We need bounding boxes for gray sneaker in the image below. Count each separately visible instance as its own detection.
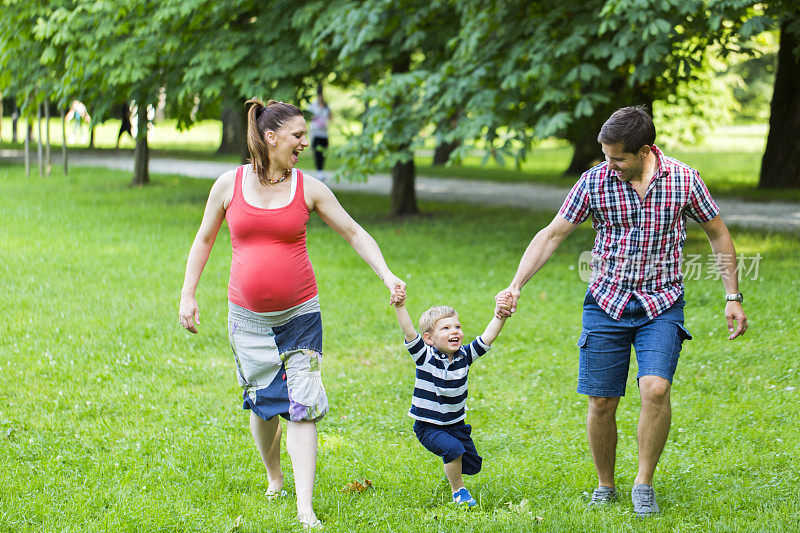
[588,486,620,507]
[631,483,660,517]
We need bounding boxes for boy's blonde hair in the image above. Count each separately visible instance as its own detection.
[419,306,458,334]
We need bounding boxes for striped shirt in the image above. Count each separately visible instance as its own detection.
[559,145,719,320]
[405,334,490,425]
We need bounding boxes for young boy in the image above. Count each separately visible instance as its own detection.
[393,290,509,507]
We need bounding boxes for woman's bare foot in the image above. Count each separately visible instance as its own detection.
[265,473,285,500]
[297,511,322,529]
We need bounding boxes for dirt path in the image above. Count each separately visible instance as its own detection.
[5,150,799,233]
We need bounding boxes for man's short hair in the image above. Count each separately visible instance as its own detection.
[419,306,458,335]
[597,106,656,154]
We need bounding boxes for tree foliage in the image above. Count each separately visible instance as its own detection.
[309,0,460,214]
[3,0,800,195]
[416,0,769,173]
[0,0,65,115]
[29,0,185,184]
[2,0,324,184]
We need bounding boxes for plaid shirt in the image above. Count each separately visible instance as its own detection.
[559,145,719,320]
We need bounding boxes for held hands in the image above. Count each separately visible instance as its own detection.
[179,296,201,334]
[385,274,407,306]
[391,286,407,307]
[495,286,520,318]
[495,292,513,319]
[725,301,747,340]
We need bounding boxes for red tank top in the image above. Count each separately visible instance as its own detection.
[226,166,318,312]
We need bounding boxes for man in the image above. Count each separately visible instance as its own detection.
[495,106,747,517]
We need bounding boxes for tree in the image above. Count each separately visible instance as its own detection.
[698,0,800,189]
[431,112,462,166]
[172,0,323,162]
[217,102,248,159]
[32,0,319,185]
[310,0,459,215]
[426,1,757,176]
[0,0,65,171]
[759,7,800,188]
[34,1,180,184]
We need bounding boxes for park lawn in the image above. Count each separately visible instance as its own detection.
[5,117,800,203]
[0,164,799,532]
[415,123,800,202]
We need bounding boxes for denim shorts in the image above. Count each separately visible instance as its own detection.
[577,291,692,397]
[413,420,482,475]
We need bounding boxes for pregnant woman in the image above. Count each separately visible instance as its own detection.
[179,98,405,528]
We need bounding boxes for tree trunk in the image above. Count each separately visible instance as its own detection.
[432,139,461,166]
[564,125,604,175]
[217,104,237,153]
[37,103,43,177]
[132,108,149,186]
[390,157,418,216]
[61,109,68,176]
[432,114,462,166]
[238,103,249,163]
[564,79,654,176]
[0,92,3,141]
[388,54,418,216]
[759,16,800,189]
[361,68,372,132]
[89,125,95,149]
[44,99,51,177]
[218,99,249,162]
[24,116,30,176]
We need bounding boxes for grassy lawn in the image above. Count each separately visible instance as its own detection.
[1,163,798,531]
[3,117,799,203]
[414,124,800,202]
[0,117,241,163]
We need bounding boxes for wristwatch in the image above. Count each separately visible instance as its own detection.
[725,292,744,303]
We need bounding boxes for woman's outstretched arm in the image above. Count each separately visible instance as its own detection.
[306,176,406,303]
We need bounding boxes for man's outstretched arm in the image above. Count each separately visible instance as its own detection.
[496,214,580,317]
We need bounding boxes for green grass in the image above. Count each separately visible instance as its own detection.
[0,116,240,163]
[1,163,798,531]
[4,117,799,202]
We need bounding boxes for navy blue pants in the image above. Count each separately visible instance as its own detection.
[413,420,482,475]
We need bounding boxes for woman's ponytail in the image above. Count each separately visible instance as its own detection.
[246,97,270,184]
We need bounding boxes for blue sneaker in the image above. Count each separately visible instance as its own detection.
[631,483,660,517]
[588,485,620,508]
[452,487,477,507]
